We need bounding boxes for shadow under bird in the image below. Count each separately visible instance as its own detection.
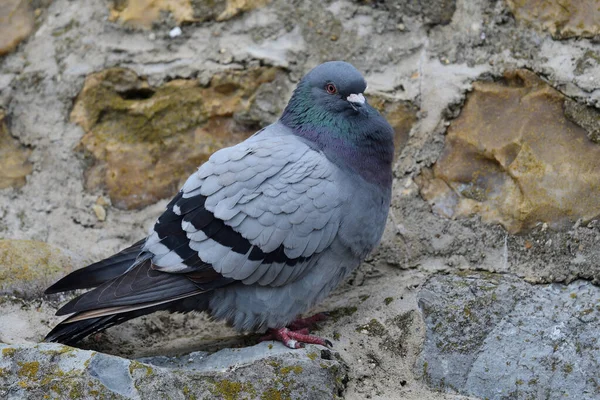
[44,61,395,349]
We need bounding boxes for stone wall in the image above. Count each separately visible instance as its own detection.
[1,0,599,399]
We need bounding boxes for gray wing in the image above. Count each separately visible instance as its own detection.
[46,124,347,336]
[144,124,346,287]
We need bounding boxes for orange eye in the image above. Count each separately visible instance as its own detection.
[325,83,337,94]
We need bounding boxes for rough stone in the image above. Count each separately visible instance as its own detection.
[370,96,418,162]
[0,240,80,299]
[0,0,35,56]
[507,0,600,39]
[92,203,106,222]
[213,0,271,22]
[2,0,600,398]
[109,0,270,29]
[564,98,600,144]
[73,67,280,210]
[0,110,32,190]
[0,342,348,400]
[416,70,600,234]
[417,272,600,400]
[0,296,63,345]
[109,0,194,29]
[362,0,457,26]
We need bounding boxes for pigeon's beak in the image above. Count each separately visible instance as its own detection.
[347,93,365,110]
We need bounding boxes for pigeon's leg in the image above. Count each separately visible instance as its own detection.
[288,312,329,331]
[260,327,332,349]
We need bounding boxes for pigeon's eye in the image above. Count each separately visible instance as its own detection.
[325,83,337,95]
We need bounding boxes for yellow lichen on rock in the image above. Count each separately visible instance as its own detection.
[72,67,280,209]
[109,0,195,28]
[416,69,600,233]
[0,0,35,56]
[108,0,270,29]
[216,0,271,21]
[507,0,600,38]
[0,110,33,190]
[0,240,78,298]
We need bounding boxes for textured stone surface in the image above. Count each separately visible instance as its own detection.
[2,0,600,398]
[0,0,35,56]
[507,0,600,39]
[417,70,600,233]
[0,342,348,400]
[109,0,270,29]
[0,296,62,344]
[564,98,600,144]
[0,110,32,190]
[417,272,600,399]
[0,240,80,299]
[73,67,280,209]
[109,0,194,28]
[370,96,418,162]
[362,0,457,25]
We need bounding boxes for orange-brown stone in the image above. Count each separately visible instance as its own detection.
[370,96,418,162]
[0,0,34,56]
[416,69,600,233]
[109,0,270,29]
[72,67,280,209]
[0,110,33,190]
[507,0,600,39]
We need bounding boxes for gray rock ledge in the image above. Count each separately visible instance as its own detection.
[0,341,347,399]
[417,272,600,400]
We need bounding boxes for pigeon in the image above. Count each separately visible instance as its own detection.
[44,61,395,349]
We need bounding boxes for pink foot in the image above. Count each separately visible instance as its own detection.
[260,327,333,349]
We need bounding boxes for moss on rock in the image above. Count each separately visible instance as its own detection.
[0,240,78,298]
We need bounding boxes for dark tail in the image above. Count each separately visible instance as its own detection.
[43,255,218,344]
[44,292,210,344]
[43,240,232,345]
[44,307,160,345]
[45,239,146,294]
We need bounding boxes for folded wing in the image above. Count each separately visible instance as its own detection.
[46,125,346,339]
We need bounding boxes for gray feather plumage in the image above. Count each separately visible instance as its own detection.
[145,121,390,331]
[45,61,394,342]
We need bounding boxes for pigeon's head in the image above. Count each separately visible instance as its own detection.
[300,61,368,113]
[280,61,394,187]
[282,62,369,125]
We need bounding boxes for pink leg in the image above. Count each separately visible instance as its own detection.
[288,312,329,331]
[261,327,309,341]
[260,327,333,349]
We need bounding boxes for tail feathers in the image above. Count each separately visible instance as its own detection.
[44,304,166,345]
[55,259,204,316]
[45,239,146,294]
[45,315,122,345]
[44,294,210,344]
[43,242,232,344]
[64,291,203,322]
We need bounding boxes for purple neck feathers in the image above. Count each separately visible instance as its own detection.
[285,124,394,188]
